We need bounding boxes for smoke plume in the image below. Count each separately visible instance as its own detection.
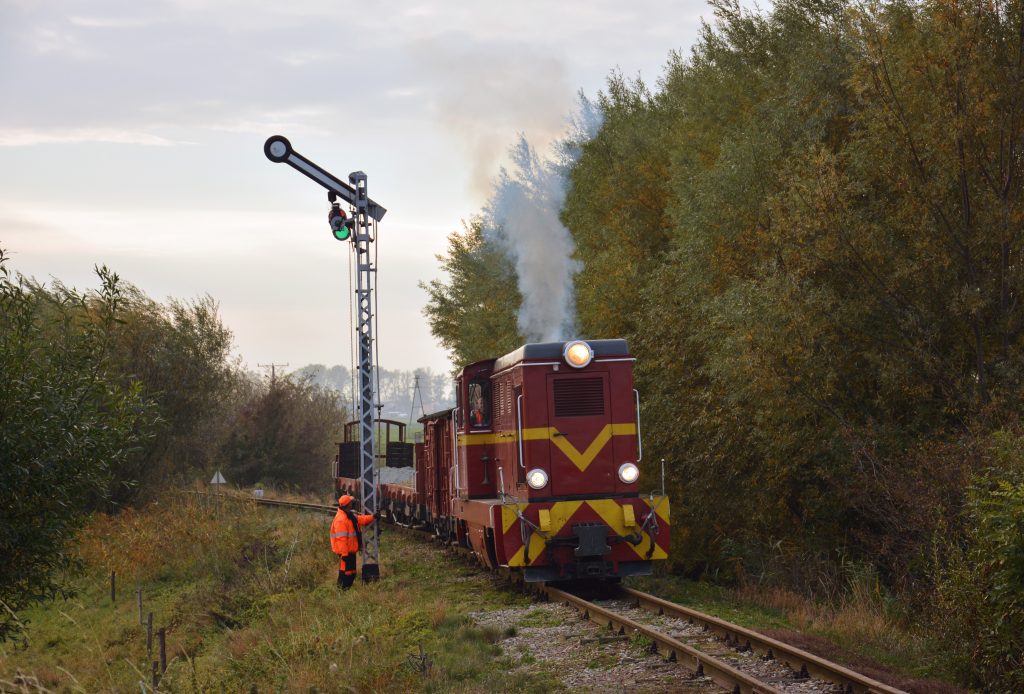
[413,38,573,199]
[484,95,603,343]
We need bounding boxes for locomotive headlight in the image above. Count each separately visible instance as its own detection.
[526,468,549,490]
[563,340,593,368]
[618,462,640,484]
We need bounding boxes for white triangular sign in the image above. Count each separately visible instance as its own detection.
[210,471,227,484]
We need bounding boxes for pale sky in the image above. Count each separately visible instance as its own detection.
[1,0,709,376]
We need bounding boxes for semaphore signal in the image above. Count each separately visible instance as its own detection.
[263,135,384,582]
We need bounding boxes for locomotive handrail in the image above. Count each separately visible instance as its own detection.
[451,413,460,498]
[516,394,525,469]
[633,389,643,462]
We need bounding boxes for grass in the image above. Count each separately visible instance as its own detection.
[514,608,563,629]
[0,493,560,693]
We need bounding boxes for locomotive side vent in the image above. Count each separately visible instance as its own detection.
[553,378,605,417]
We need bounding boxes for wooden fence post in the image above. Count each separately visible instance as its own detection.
[159,628,166,673]
[110,571,115,603]
[147,612,153,655]
[137,588,143,625]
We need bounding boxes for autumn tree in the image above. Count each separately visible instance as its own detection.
[847,0,1024,414]
[563,71,674,341]
[421,218,522,368]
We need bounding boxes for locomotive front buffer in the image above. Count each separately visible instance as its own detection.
[492,493,670,583]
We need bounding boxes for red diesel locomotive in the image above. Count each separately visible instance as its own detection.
[336,339,670,582]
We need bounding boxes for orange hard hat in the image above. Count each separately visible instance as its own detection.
[338,494,353,507]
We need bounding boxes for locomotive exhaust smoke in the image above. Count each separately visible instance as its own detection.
[484,96,603,343]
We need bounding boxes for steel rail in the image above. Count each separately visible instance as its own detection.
[545,586,786,694]
[254,498,334,514]
[621,588,907,694]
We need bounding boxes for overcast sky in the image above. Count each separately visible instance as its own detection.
[1,0,709,377]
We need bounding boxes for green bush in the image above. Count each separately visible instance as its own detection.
[0,249,154,642]
[932,435,1024,691]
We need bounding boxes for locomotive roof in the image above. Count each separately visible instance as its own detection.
[493,339,629,372]
[417,406,455,424]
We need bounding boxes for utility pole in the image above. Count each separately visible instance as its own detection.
[408,374,426,425]
[258,362,289,383]
[264,135,386,582]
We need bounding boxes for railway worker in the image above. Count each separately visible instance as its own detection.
[468,382,488,427]
[331,494,377,590]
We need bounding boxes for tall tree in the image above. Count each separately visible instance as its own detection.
[421,218,522,367]
[105,289,235,500]
[847,0,1024,413]
[0,252,153,641]
[562,71,674,341]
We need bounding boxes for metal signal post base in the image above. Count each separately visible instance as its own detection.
[361,563,380,583]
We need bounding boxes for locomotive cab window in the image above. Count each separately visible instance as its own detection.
[467,379,491,429]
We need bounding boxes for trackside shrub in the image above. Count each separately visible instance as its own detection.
[932,444,1024,691]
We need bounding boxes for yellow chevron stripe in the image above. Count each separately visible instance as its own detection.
[647,495,670,525]
[501,503,526,535]
[463,423,636,472]
[501,497,668,534]
[504,497,669,565]
[504,500,583,566]
[551,423,636,471]
[586,498,669,561]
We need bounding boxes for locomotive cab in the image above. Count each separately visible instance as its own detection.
[454,359,494,497]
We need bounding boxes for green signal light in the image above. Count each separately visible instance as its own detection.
[329,203,353,241]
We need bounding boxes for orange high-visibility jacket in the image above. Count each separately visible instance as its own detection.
[330,508,374,556]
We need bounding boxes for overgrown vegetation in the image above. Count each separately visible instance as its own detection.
[0,238,455,642]
[423,0,1024,686]
[930,433,1024,690]
[0,251,154,642]
[102,287,235,504]
[0,496,555,692]
[0,249,347,641]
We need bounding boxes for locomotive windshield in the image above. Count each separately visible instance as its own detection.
[467,379,491,428]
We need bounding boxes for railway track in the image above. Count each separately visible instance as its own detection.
[544,586,906,694]
[252,496,335,514]
[252,495,906,694]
